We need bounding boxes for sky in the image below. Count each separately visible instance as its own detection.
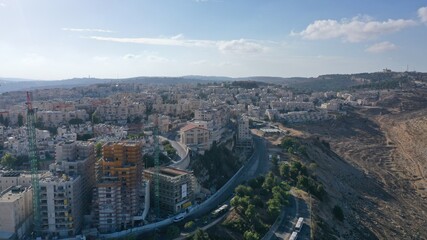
[0,0,427,80]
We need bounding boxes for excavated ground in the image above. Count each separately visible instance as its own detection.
[290,89,427,239]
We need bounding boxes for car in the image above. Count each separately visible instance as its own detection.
[173,213,186,222]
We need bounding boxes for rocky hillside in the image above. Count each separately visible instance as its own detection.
[288,89,427,239]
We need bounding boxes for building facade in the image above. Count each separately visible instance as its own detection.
[143,167,194,214]
[94,142,144,233]
[39,172,83,238]
[0,186,33,240]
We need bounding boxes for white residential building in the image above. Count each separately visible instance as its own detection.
[0,186,33,240]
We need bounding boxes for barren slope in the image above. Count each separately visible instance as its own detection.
[290,89,427,239]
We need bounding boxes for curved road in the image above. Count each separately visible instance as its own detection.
[100,136,270,239]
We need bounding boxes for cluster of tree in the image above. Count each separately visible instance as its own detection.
[281,137,307,157]
[127,132,145,140]
[77,133,93,141]
[162,141,177,158]
[165,225,210,240]
[261,172,291,218]
[143,153,170,168]
[190,143,240,190]
[0,153,28,169]
[332,205,344,221]
[279,161,326,200]
[127,116,142,124]
[0,115,10,127]
[231,81,260,89]
[68,118,84,125]
[34,117,58,135]
[225,173,291,239]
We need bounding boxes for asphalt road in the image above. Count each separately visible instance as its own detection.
[271,195,311,240]
[189,136,270,219]
[119,136,270,239]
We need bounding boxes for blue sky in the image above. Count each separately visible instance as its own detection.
[0,0,426,80]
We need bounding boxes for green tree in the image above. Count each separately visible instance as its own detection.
[279,163,290,179]
[262,172,275,192]
[243,231,260,240]
[166,225,180,239]
[296,175,309,190]
[91,113,100,124]
[244,204,256,220]
[3,117,10,127]
[95,142,103,158]
[333,205,344,221]
[192,229,210,240]
[1,153,17,168]
[184,221,196,230]
[235,185,253,197]
[69,118,84,125]
[231,196,250,213]
[267,198,281,218]
[17,114,24,127]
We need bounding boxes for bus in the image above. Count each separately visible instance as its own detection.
[289,231,298,240]
[211,204,229,218]
[295,217,304,232]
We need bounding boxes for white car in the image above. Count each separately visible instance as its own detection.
[173,213,186,222]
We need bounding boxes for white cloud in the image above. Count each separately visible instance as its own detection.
[0,2,6,7]
[123,54,141,60]
[418,7,427,23]
[89,35,267,54]
[365,41,397,53]
[218,39,266,54]
[171,34,185,40]
[62,28,113,33]
[295,16,416,42]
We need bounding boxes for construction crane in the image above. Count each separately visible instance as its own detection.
[153,114,160,219]
[26,92,41,236]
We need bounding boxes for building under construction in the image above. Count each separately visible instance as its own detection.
[93,141,144,233]
[143,167,195,214]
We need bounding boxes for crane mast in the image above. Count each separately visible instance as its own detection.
[153,114,160,219]
[26,92,41,236]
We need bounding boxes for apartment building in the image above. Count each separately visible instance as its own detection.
[237,115,252,147]
[143,167,194,214]
[37,110,89,127]
[0,185,33,240]
[270,101,315,112]
[179,124,211,151]
[94,142,144,233]
[0,172,32,192]
[39,172,83,238]
[53,141,95,213]
[94,102,145,124]
[279,110,331,123]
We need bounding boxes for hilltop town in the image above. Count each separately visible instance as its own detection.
[0,70,427,240]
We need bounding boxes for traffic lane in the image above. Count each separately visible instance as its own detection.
[190,138,265,219]
[274,197,310,240]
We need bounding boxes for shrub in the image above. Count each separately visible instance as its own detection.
[332,205,344,221]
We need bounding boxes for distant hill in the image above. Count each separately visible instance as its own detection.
[1,71,426,93]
